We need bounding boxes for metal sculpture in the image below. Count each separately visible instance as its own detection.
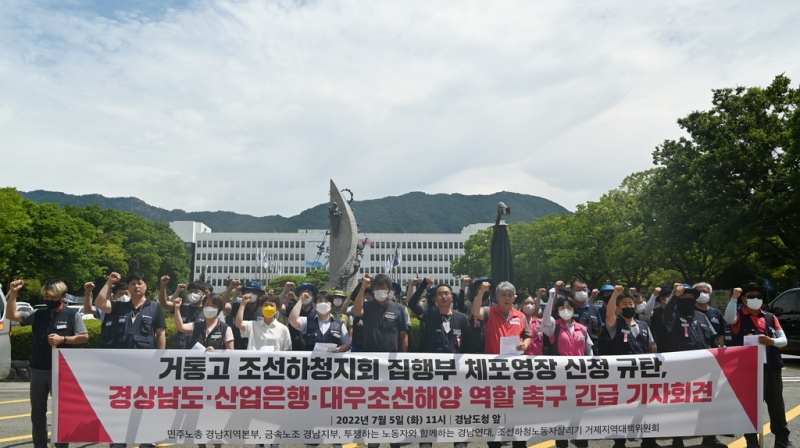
[323,180,361,292]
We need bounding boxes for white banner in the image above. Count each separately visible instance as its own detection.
[52,347,763,445]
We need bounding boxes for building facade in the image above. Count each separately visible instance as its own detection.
[169,221,493,292]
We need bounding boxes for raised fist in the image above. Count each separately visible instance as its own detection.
[732,288,742,299]
[362,274,372,285]
[461,277,471,288]
[410,278,420,287]
[590,289,599,298]
[629,287,637,293]
[674,285,686,297]
[242,293,252,304]
[653,287,662,296]
[555,280,565,289]
[173,297,183,307]
[479,281,491,292]
[614,285,624,293]
[176,283,186,292]
[423,277,434,288]
[160,275,170,286]
[284,281,296,290]
[10,279,24,292]
[84,282,95,293]
[108,272,121,285]
[228,279,241,290]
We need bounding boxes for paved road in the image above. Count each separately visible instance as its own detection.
[3,358,800,448]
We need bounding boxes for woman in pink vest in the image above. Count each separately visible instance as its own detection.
[541,281,593,448]
[519,294,543,355]
[541,280,594,357]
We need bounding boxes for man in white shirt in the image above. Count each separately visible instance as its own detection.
[236,294,292,351]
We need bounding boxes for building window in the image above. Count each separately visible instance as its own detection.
[402,242,406,249]
[196,266,200,273]
[213,241,218,247]
[459,242,464,249]
[412,242,416,249]
[213,254,218,260]
[223,254,228,261]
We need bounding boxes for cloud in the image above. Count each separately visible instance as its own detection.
[1,0,799,216]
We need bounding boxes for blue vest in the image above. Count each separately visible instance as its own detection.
[303,310,344,351]
[421,309,469,354]
[30,306,78,371]
[190,320,229,350]
[175,304,204,349]
[663,310,716,352]
[607,316,651,355]
[113,301,160,349]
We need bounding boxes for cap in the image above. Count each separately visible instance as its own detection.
[295,282,319,297]
[469,277,497,297]
[242,281,266,296]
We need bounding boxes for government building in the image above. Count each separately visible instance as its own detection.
[169,221,493,292]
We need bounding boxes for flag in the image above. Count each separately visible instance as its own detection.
[65,293,77,304]
[394,249,402,267]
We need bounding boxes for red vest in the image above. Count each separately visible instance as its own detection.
[484,306,527,354]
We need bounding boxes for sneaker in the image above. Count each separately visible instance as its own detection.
[672,438,684,448]
[702,437,728,448]
[641,440,660,448]
[613,443,627,448]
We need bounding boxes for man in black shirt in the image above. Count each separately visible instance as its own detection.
[353,273,408,353]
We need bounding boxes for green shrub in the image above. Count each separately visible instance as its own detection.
[11,312,180,360]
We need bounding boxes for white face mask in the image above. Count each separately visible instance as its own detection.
[117,295,131,303]
[188,293,203,304]
[574,291,588,302]
[203,307,219,318]
[316,302,332,315]
[636,303,646,314]
[559,309,574,321]
[333,298,343,307]
[302,293,313,306]
[374,290,389,302]
[522,304,535,316]
[746,298,763,310]
[696,293,710,304]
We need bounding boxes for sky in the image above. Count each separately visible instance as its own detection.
[1,1,799,217]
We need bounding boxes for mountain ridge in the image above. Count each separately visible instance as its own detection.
[19,189,570,233]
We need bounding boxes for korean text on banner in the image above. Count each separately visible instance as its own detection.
[52,346,763,445]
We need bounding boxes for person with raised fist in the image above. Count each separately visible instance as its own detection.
[726,283,793,448]
[5,279,88,448]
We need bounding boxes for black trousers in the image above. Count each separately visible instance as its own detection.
[489,442,527,448]
[745,367,790,442]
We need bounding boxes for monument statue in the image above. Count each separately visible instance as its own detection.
[323,180,361,292]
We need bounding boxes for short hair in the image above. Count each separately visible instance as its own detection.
[205,283,214,293]
[658,283,673,299]
[495,281,516,296]
[435,284,453,294]
[316,291,332,304]
[111,282,128,295]
[41,279,68,297]
[617,292,635,305]
[126,271,146,283]
[188,281,206,292]
[693,282,713,295]
[371,274,393,290]
[571,280,587,290]
[262,294,279,307]
[203,293,225,312]
[554,296,578,315]
[631,291,644,301]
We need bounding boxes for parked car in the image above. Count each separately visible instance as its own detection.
[0,287,12,380]
[16,301,33,313]
[765,288,800,354]
[67,304,96,321]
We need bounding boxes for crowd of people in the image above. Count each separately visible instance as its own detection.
[2,271,793,448]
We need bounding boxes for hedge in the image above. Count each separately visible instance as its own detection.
[11,308,422,360]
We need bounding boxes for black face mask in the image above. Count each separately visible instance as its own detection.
[45,300,63,310]
[600,295,612,304]
[676,299,695,317]
[621,307,637,319]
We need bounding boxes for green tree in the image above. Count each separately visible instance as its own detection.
[643,74,800,288]
[267,275,306,292]
[450,228,492,278]
[0,188,31,288]
[304,269,330,289]
[9,200,103,292]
